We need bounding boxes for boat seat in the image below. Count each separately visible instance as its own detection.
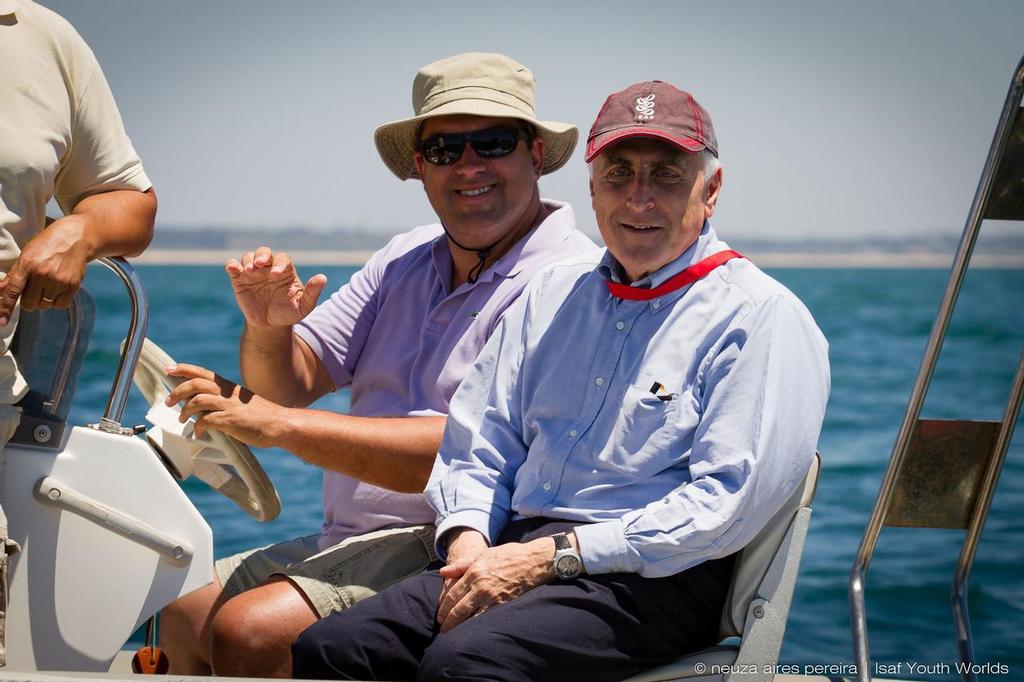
[623,452,820,682]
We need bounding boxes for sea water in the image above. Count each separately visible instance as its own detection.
[70,263,1023,678]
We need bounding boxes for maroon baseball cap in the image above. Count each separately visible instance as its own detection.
[585,81,718,162]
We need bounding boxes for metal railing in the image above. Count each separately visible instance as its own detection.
[849,53,1024,682]
[94,256,149,430]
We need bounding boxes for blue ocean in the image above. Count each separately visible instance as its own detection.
[71,263,1023,678]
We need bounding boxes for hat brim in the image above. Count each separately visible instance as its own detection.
[375,99,578,180]
[584,127,707,162]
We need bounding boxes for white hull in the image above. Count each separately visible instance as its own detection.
[3,426,213,673]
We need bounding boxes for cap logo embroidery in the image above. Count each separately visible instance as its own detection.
[634,94,656,122]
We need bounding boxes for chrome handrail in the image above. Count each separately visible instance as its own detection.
[94,256,149,430]
[42,292,84,417]
[849,53,1024,682]
[953,348,1024,673]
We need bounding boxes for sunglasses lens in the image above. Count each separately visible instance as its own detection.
[419,128,523,166]
[421,135,465,166]
[467,128,520,158]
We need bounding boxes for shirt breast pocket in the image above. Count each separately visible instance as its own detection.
[602,384,681,476]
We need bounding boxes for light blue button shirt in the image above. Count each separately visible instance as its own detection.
[294,200,596,549]
[427,223,830,578]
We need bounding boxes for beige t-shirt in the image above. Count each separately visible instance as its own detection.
[0,0,152,402]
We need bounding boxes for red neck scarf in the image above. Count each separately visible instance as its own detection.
[605,250,744,301]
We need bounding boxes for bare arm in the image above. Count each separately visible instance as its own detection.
[226,247,329,406]
[274,410,446,492]
[239,324,332,407]
[167,364,445,492]
[60,187,157,258]
[0,187,157,324]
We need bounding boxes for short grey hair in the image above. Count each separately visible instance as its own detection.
[586,140,721,178]
[700,149,720,178]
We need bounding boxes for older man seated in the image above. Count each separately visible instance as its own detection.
[291,80,831,682]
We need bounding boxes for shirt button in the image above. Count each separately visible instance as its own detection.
[615,321,625,330]
[569,429,578,438]
[595,377,605,386]
[652,300,661,310]
[543,481,552,491]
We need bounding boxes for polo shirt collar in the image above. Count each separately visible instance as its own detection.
[430,235,455,294]
[0,0,22,15]
[432,199,578,290]
[496,199,576,279]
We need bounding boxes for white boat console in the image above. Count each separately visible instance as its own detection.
[2,257,279,674]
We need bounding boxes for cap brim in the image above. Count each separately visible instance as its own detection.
[584,127,706,162]
[375,100,578,181]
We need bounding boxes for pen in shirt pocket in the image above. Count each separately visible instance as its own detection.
[649,382,677,402]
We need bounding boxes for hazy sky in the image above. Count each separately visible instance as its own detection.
[44,0,1024,240]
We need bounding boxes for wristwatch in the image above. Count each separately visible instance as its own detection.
[552,532,583,579]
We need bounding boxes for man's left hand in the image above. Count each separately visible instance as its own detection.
[164,363,287,448]
[435,537,556,632]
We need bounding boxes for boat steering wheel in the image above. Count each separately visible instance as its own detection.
[131,338,281,522]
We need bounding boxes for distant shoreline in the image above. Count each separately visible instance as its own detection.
[132,249,1024,269]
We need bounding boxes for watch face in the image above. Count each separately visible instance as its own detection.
[556,554,582,578]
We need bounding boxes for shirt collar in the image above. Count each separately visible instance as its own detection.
[489,199,577,280]
[430,234,454,294]
[432,199,578,292]
[0,0,22,15]
[598,220,720,287]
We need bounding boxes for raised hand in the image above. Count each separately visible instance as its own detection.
[225,247,327,328]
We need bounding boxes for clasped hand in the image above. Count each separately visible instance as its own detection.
[435,530,555,633]
[164,364,286,448]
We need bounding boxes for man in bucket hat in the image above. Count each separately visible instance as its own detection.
[291,81,829,682]
[159,52,594,677]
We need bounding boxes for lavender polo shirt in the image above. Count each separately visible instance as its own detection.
[294,200,596,549]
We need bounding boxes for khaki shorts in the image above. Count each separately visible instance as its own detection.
[215,524,437,617]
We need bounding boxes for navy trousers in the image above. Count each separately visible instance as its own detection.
[292,519,735,682]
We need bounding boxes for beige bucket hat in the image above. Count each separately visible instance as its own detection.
[374,52,578,181]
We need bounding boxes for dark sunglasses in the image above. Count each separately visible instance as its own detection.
[418,127,528,166]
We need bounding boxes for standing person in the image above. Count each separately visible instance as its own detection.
[0,0,156,664]
[291,80,831,682]
[160,52,596,677]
